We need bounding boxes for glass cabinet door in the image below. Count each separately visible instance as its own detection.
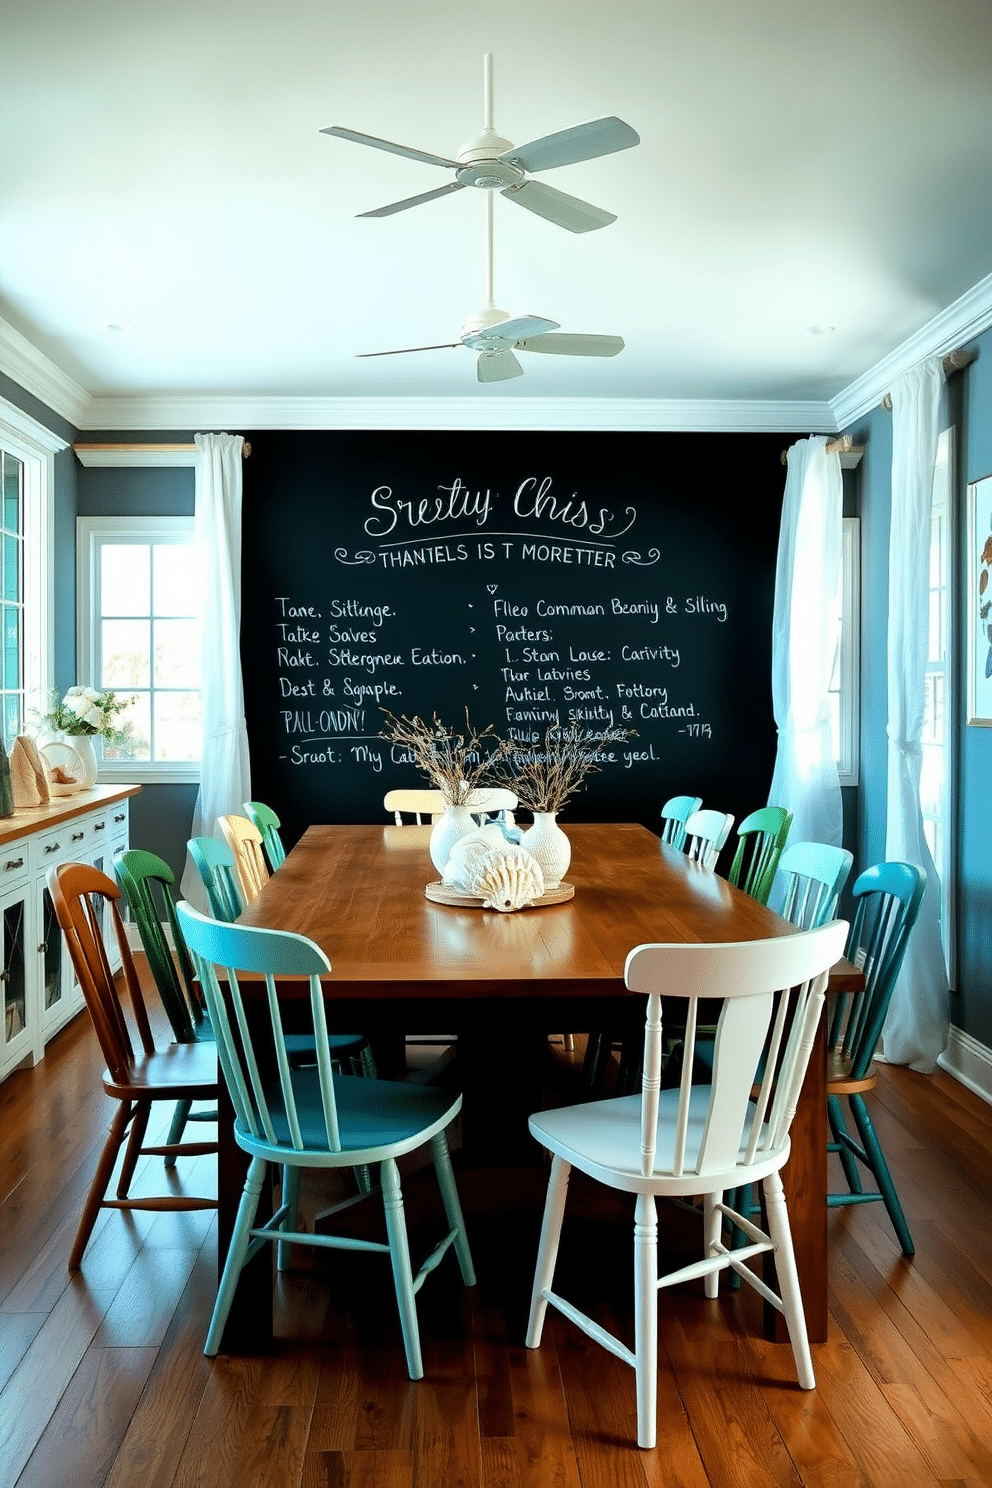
[1,890,29,1065]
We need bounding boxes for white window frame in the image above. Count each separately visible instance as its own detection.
[834,516,860,787]
[0,398,60,742]
[76,515,201,785]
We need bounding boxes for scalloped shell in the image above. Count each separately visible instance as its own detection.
[468,846,545,912]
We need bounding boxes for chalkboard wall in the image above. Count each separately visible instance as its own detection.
[241,431,791,850]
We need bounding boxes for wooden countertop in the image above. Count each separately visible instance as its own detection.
[0,783,141,847]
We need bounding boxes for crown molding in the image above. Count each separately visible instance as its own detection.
[0,315,91,428]
[830,272,992,430]
[76,393,836,434]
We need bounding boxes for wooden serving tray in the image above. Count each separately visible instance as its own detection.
[425,881,575,908]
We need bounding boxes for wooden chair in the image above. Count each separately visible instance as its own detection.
[47,861,218,1270]
[115,848,217,1159]
[175,901,476,1373]
[186,834,374,1077]
[683,808,735,870]
[776,840,854,928]
[187,836,244,923]
[218,814,270,905]
[827,861,926,1255]
[727,805,793,906]
[243,799,286,871]
[525,919,848,1449]
[659,794,702,850]
[383,788,446,825]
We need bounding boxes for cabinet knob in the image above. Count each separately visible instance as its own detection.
[3,857,24,871]
[44,843,61,854]
[72,831,85,842]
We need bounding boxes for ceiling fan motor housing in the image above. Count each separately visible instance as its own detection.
[455,130,523,189]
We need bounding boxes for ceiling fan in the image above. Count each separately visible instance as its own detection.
[322,53,639,234]
[357,194,625,383]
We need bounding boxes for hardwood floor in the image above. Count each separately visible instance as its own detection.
[2,971,991,1488]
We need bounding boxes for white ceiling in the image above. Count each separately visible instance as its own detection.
[2,0,991,428]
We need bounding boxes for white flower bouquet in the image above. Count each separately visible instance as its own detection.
[36,686,134,744]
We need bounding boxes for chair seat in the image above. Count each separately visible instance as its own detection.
[103,1041,218,1101]
[826,1052,878,1096]
[235,1071,463,1163]
[529,1087,790,1197]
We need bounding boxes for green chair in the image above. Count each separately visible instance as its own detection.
[776,841,854,928]
[827,860,926,1256]
[115,849,216,1162]
[659,794,702,850]
[187,836,244,923]
[186,835,375,1080]
[727,806,793,906]
[175,900,476,1372]
[243,799,286,871]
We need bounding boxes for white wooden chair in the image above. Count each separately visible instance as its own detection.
[525,919,849,1449]
[683,808,735,870]
[383,786,517,827]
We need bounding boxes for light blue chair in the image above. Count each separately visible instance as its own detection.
[659,794,702,850]
[727,806,793,906]
[175,902,476,1373]
[243,799,286,871]
[776,841,855,928]
[826,861,926,1255]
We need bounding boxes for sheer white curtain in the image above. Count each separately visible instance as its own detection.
[180,433,252,907]
[881,358,949,1071]
[767,435,843,847]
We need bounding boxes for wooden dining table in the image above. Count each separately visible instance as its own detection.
[229,820,858,1345]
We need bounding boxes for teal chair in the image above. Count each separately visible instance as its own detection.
[659,794,702,850]
[776,841,854,928]
[186,835,375,1080]
[727,806,793,906]
[243,799,286,871]
[115,849,216,1162]
[175,901,476,1372]
[827,861,926,1256]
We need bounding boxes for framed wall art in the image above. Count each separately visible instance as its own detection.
[966,472,992,726]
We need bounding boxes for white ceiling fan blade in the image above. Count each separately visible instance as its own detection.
[478,351,523,383]
[500,116,639,174]
[490,314,560,340]
[320,126,459,170]
[501,181,616,233]
[357,343,461,358]
[516,333,625,357]
[358,182,466,218]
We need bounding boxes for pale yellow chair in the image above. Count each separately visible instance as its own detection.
[218,814,270,905]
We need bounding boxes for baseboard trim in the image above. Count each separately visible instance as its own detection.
[938,1026,992,1107]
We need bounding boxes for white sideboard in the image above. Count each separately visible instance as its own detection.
[0,784,139,1083]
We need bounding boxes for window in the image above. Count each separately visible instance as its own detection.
[0,398,57,749]
[828,516,860,786]
[921,427,954,981]
[77,517,202,783]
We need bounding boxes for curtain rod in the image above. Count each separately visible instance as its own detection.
[879,345,978,410]
[72,440,251,458]
[780,433,862,467]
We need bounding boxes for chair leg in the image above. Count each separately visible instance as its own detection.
[204,1154,267,1357]
[277,1164,301,1272]
[827,1093,862,1192]
[633,1192,659,1450]
[116,1100,152,1198]
[847,1093,915,1257]
[69,1101,132,1269]
[761,1170,814,1389]
[526,1154,571,1348]
[431,1131,476,1286]
[380,1157,424,1381]
[164,1099,192,1168]
[703,1192,722,1298]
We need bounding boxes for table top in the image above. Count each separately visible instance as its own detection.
[238,821,816,1002]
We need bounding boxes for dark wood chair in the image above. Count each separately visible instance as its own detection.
[47,861,218,1270]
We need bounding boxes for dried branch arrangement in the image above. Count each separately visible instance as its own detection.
[379,709,499,806]
[492,723,635,813]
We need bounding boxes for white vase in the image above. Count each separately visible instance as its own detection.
[522,812,571,889]
[70,733,99,789]
[429,804,477,876]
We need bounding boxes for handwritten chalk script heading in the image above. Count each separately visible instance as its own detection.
[364,476,637,540]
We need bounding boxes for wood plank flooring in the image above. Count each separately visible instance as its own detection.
[2,971,991,1488]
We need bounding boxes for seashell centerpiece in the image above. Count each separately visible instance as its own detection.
[440,826,546,912]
